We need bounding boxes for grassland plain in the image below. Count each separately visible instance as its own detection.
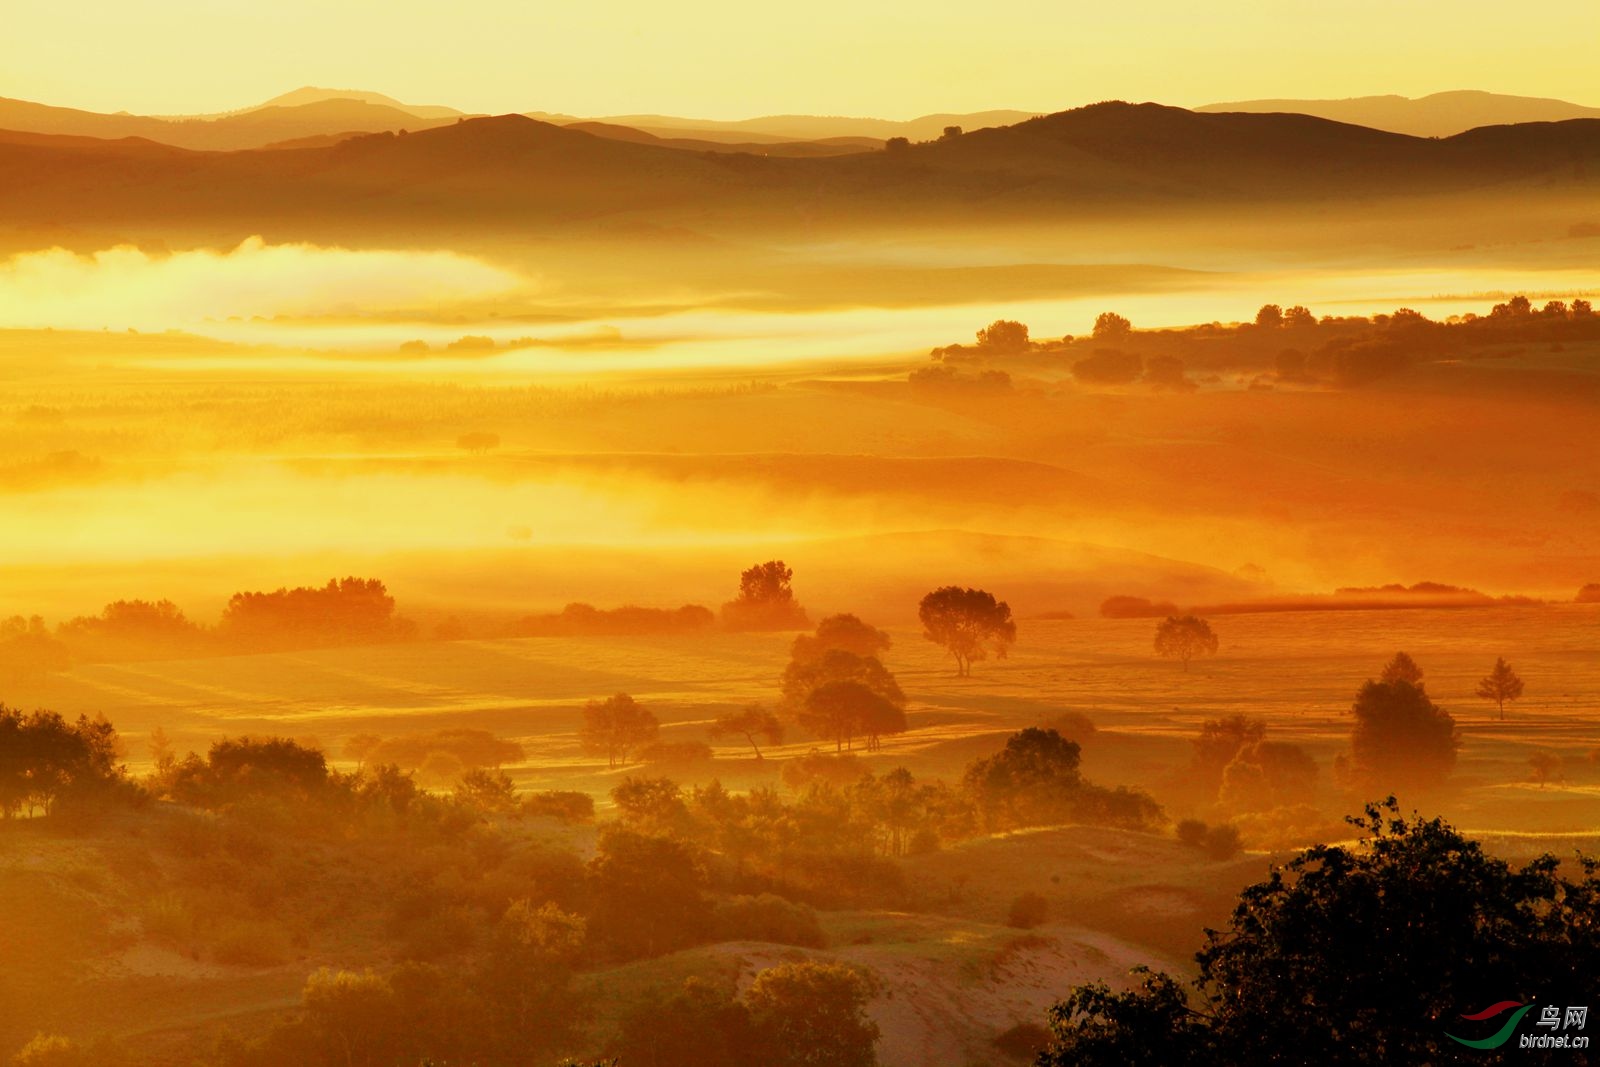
[11,603,1600,825]
[6,603,1598,1063]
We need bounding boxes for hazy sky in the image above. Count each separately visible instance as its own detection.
[5,0,1597,118]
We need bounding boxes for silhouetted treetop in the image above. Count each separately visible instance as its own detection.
[1475,656,1524,720]
[722,560,810,631]
[1379,650,1424,685]
[1036,800,1600,1066]
[1153,615,1218,671]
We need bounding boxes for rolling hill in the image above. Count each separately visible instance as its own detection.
[0,95,458,150]
[0,102,1595,239]
[1198,90,1600,138]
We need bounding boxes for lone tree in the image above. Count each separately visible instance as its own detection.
[579,693,660,769]
[1035,800,1600,1067]
[1091,311,1132,341]
[1475,657,1524,720]
[1379,651,1424,685]
[1348,678,1458,793]
[1154,615,1218,672]
[918,586,1016,676]
[721,560,810,631]
[708,705,785,761]
[975,319,1030,353]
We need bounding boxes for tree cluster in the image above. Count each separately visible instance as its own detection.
[1037,800,1600,1066]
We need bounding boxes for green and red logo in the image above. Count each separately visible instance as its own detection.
[1446,1001,1534,1049]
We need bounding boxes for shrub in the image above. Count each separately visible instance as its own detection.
[781,750,865,791]
[522,790,595,823]
[713,894,826,947]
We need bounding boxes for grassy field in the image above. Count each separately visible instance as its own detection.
[12,602,1600,828]
[6,602,1598,1064]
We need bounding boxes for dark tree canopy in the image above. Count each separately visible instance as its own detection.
[722,560,810,631]
[219,577,408,648]
[1153,615,1218,671]
[1379,650,1425,685]
[586,826,710,959]
[800,680,905,753]
[1475,657,1525,720]
[1349,679,1459,793]
[1037,800,1600,1067]
[975,319,1030,352]
[1092,311,1132,341]
[744,961,880,1067]
[0,706,124,818]
[963,727,1160,832]
[918,586,1016,676]
[578,693,660,769]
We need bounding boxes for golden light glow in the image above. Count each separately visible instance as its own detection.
[4,0,1596,118]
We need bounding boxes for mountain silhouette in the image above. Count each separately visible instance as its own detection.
[1,102,1595,238]
[0,95,458,150]
[1198,90,1600,138]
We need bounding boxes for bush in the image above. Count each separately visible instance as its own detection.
[781,750,864,791]
[1072,349,1143,385]
[522,790,595,823]
[1007,891,1050,929]
[713,894,826,948]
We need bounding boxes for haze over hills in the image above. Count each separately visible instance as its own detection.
[527,109,1041,143]
[0,94,461,150]
[1198,90,1600,137]
[2,101,1596,244]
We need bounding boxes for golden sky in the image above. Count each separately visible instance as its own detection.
[4,0,1598,119]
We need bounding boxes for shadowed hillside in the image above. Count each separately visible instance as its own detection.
[2,102,1598,244]
[1199,89,1600,137]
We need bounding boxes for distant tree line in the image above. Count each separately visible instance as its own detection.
[926,296,1600,389]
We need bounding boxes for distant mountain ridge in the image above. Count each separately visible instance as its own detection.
[1,101,1595,239]
[1198,90,1600,138]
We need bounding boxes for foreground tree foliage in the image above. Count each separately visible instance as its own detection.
[1038,800,1600,1067]
[611,962,880,1067]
